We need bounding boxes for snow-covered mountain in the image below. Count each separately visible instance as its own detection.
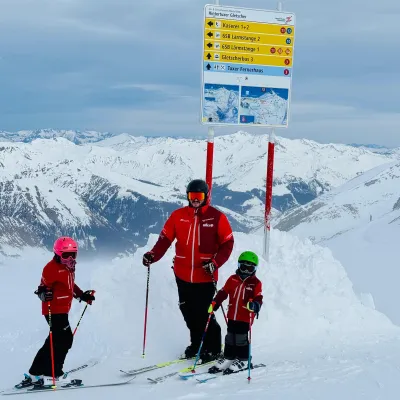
[0,131,395,254]
[0,129,117,144]
[273,161,400,324]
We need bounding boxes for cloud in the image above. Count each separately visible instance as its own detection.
[0,0,399,146]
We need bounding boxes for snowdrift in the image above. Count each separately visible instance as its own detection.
[85,229,397,361]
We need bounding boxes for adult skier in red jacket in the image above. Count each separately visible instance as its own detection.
[15,237,95,390]
[143,179,234,363]
[208,251,263,375]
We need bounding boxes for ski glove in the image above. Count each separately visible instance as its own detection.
[79,290,96,305]
[202,260,217,276]
[143,252,155,267]
[35,285,53,302]
[246,301,261,314]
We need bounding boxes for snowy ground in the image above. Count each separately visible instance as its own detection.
[1,231,400,398]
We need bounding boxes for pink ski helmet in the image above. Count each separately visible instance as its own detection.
[53,237,78,271]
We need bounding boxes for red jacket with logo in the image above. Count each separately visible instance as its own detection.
[214,274,263,323]
[39,259,83,315]
[150,205,234,283]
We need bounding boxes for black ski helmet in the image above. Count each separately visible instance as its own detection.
[186,179,209,205]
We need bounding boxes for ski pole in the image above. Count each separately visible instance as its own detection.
[211,274,228,325]
[73,290,95,336]
[192,312,214,373]
[248,312,253,383]
[47,302,56,389]
[142,266,151,358]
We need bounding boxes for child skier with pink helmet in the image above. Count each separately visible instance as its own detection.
[15,237,96,390]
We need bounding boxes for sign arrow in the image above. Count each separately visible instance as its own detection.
[206,53,212,60]
[208,21,214,27]
[207,32,213,38]
[207,43,212,48]
[206,64,211,70]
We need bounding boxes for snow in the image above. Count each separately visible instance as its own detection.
[2,230,400,398]
[273,160,400,326]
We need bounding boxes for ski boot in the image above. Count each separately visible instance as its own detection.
[198,351,223,365]
[31,373,71,389]
[208,357,234,374]
[14,374,42,389]
[223,358,248,375]
[180,344,198,360]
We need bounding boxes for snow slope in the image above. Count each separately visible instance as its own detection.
[1,231,400,399]
[273,161,400,325]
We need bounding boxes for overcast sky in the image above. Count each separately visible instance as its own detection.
[0,0,399,146]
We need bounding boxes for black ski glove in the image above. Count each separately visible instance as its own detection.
[203,260,217,276]
[143,252,155,267]
[35,285,53,302]
[79,290,95,305]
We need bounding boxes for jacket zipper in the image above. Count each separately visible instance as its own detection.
[186,224,192,246]
[234,282,244,320]
[191,214,198,283]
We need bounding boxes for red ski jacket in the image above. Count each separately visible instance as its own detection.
[39,259,83,315]
[150,205,234,283]
[214,274,263,323]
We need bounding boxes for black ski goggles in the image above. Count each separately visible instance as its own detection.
[61,252,77,259]
[238,261,257,274]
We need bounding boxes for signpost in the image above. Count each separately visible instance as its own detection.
[201,3,296,261]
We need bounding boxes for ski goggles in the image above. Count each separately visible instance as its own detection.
[187,192,206,201]
[61,251,77,260]
[238,261,257,274]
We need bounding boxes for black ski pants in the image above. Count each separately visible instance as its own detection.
[29,314,73,377]
[176,276,221,355]
[224,320,250,361]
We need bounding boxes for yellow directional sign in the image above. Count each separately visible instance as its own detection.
[204,40,293,56]
[201,5,296,127]
[203,51,292,67]
[205,31,293,47]
[205,18,294,36]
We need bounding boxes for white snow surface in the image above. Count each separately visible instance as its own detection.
[1,231,400,398]
[273,161,400,326]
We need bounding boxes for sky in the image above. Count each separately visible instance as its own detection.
[0,0,399,146]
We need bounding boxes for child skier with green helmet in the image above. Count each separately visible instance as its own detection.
[207,251,263,375]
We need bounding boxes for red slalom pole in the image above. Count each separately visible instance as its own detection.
[205,127,215,205]
[47,302,56,389]
[142,266,151,358]
[263,129,276,261]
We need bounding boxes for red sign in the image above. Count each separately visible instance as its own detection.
[284,59,291,65]
[284,69,290,75]
[280,27,286,33]
[270,47,276,54]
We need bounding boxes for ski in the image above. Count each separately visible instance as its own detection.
[120,357,193,376]
[180,363,266,381]
[196,363,266,383]
[147,372,178,384]
[178,359,217,374]
[2,377,136,396]
[1,359,100,395]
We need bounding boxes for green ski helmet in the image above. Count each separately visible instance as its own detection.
[237,251,259,277]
